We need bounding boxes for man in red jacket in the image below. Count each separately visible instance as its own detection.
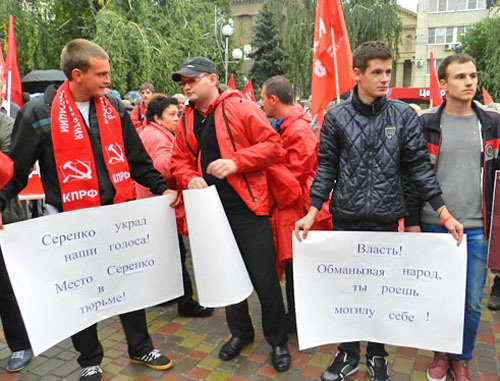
[171,57,291,372]
[260,75,324,331]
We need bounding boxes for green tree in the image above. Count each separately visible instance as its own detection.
[0,0,59,74]
[1,0,232,94]
[94,0,231,94]
[250,0,286,86]
[281,0,315,99]
[462,16,500,102]
[342,0,402,58]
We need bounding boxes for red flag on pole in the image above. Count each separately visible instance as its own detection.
[310,0,354,117]
[429,52,442,108]
[482,87,494,105]
[242,78,256,102]
[228,74,237,90]
[5,15,23,109]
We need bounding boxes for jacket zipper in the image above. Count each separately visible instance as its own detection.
[221,100,257,202]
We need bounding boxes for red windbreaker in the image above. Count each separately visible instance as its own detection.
[172,91,285,216]
[270,104,332,277]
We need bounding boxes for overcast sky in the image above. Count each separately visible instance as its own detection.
[397,0,418,12]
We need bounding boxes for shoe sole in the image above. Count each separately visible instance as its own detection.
[7,366,26,373]
[426,369,447,381]
[129,358,174,370]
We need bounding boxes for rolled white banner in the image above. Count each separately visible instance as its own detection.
[183,185,253,307]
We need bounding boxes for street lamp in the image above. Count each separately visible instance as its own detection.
[222,24,234,84]
[232,48,243,61]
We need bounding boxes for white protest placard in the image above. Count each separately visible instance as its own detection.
[0,195,183,356]
[183,185,253,307]
[294,231,466,353]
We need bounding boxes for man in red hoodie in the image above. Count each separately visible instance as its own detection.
[171,57,291,372]
[260,75,323,331]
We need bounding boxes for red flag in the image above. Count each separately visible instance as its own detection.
[0,48,6,99]
[310,0,354,117]
[5,15,23,108]
[482,87,494,105]
[228,74,236,90]
[429,52,442,108]
[242,78,256,102]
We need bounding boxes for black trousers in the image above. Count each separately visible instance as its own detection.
[333,219,396,361]
[224,206,288,347]
[0,247,31,352]
[176,235,194,307]
[285,260,295,322]
[71,308,153,367]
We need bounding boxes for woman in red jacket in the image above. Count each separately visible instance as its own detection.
[136,95,213,318]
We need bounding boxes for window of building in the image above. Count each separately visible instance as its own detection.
[427,58,443,75]
[429,0,486,11]
[428,26,469,44]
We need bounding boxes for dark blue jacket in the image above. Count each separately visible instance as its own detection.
[310,86,444,225]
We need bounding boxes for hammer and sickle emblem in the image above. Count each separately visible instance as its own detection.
[60,160,92,183]
[106,143,125,164]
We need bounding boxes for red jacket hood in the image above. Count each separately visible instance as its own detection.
[281,104,311,133]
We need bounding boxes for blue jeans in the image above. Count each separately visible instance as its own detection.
[421,224,488,360]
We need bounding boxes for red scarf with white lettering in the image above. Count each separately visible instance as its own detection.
[51,80,135,211]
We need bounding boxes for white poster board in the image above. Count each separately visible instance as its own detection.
[0,195,183,355]
[294,231,466,353]
[183,186,253,307]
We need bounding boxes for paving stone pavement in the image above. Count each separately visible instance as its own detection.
[1,270,499,381]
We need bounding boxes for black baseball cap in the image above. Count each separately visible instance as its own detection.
[172,57,217,82]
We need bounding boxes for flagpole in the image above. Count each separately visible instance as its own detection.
[7,71,11,117]
[331,27,341,104]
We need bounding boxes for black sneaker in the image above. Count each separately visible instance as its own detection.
[367,356,391,381]
[321,351,359,381]
[129,348,173,370]
[80,365,102,381]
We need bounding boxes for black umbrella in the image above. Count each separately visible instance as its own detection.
[21,70,66,93]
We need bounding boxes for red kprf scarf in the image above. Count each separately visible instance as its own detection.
[51,80,135,211]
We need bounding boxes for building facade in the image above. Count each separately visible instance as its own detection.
[231,0,264,74]
[392,7,418,88]
[413,0,489,87]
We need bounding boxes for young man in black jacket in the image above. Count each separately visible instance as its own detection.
[405,54,500,381]
[0,39,178,381]
[295,41,463,381]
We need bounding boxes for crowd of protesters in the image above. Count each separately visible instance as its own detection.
[0,38,499,381]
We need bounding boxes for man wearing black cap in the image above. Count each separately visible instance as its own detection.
[171,57,291,372]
